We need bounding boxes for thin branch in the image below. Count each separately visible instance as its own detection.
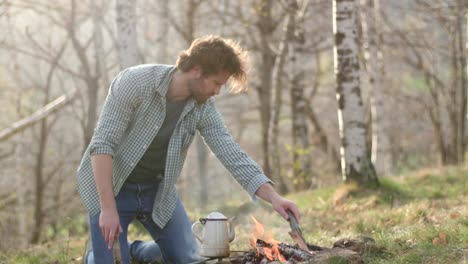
[0,42,84,79]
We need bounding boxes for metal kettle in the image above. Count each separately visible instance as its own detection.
[191,211,235,257]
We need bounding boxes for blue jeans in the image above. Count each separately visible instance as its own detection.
[85,181,201,264]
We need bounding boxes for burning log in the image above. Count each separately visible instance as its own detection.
[279,243,315,261]
[256,239,314,262]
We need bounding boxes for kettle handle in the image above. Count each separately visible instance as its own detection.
[191,220,204,243]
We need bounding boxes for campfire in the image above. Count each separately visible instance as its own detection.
[226,215,318,263]
[192,213,372,264]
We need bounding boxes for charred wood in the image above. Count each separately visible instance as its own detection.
[256,239,314,261]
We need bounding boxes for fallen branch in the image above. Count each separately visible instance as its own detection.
[0,91,76,142]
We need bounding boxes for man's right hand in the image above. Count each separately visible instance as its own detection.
[99,208,122,249]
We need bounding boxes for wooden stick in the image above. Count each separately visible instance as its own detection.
[286,210,325,252]
[286,210,309,251]
[112,239,122,264]
[289,231,310,251]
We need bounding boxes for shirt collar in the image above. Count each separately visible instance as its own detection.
[155,66,177,98]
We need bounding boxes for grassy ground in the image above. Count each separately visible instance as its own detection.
[1,164,466,263]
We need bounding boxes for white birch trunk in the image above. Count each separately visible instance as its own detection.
[360,0,391,175]
[155,0,170,63]
[116,0,140,69]
[93,1,110,89]
[333,0,377,184]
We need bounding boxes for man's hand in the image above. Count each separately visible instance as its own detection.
[99,208,122,249]
[270,195,301,222]
[255,183,301,222]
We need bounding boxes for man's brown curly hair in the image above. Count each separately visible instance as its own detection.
[176,35,249,93]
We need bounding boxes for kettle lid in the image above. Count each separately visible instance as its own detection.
[205,211,227,220]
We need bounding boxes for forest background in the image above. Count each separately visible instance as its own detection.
[0,0,466,262]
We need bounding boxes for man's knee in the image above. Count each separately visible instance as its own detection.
[129,240,163,263]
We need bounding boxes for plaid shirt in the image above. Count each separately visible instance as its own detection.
[76,64,271,228]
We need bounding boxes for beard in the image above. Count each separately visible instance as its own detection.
[188,77,213,104]
[193,94,211,103]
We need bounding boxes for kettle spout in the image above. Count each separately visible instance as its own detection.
[228,217,236,242]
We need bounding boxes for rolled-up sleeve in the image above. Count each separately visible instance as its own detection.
[197,100,273,200]
[89,69,141,157]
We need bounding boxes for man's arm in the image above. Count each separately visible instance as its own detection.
[91,154,121,249]
[198,101,301,222]
[87,69,141,248]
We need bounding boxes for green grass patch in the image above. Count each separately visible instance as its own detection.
[3,165,467,263]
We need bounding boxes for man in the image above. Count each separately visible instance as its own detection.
[77,35,300,264]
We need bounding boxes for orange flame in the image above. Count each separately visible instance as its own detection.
[250,215,286,261]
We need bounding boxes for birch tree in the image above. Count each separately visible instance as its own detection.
[360,0,391,175]
[333,0,378,185]
[147,0,170,63]
[116,0,140,69]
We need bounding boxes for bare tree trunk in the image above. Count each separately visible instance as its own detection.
[30,109,47,244]
[15,134,27,249]
[116,0,140,69]
[456,4,467,163]
[306,103,340,170]
[68,0,103,149]
[288,0,311,188]
[360,0,391,175]
[333,0,378,185]
[447,24,460,165]
[30,51,60,244]
[307,52,341,171]
[49,140,65,240]
[255,0,275,177]
[83,78,100,148]
[269,1,296,194]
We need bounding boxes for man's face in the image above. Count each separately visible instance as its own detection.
[188,70,231,103]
